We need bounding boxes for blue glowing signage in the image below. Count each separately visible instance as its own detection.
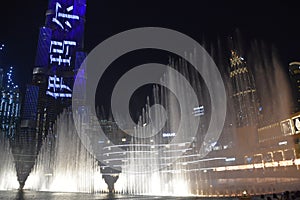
[47,0,86,68]
[46,75,72,99]
[49,40,76,66]
[43,0,86,99]
[52,2,79,30]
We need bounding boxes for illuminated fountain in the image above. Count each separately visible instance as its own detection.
[23,36,299,196]
[25,110,107,193]
[111,41,299,196]
[112,54,210,196]
[0,133,19,190]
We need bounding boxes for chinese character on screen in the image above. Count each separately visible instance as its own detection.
[52,2,79,30]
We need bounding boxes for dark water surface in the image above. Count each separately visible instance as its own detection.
[0,190,243,200]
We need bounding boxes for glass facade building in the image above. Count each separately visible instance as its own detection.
[35,27,52,68]
[20,85,39,128]
[20,0,87,139]
[0,67,21,137]
[13,1,87,186]
[229,50,258,127]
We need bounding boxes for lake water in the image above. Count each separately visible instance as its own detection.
[0,190,243,200]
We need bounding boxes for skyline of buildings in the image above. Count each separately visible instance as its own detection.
[0,1,298,140]
[0,3,299,142]
[1,0,300,196]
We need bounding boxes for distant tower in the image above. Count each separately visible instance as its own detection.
[0,68,3,90]
[0,67,21,137]
[288,61,300,113]
[229,50,258,127]
[0,43,5,89]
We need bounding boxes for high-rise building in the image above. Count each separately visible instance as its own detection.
[15,1,87,187]
[289,62,300,113]
[0,67,21,137]
[15,84,40,186]
[229,50,258,151]
[0,68,4,90]
[229,50,258,127]
[20,85,39,130]
[0,44,5,89]
[20,0,87,138]
[35,27,52,68]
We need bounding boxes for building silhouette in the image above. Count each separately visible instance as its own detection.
[229,50,258,127]
[0,68,3,90]
[0,67,21,138]
[14,0,87,188]
[20,0,87,138]
[229,49,259,152]
[18,0,87,140]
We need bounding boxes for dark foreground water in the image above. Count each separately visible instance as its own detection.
[2,190,279,200]
[0,190,243,200]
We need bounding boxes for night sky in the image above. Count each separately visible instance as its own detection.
[0,0,299,92]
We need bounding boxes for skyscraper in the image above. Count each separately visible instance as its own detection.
[21,0,87,138]
[15,0,87,187]
[229,50,258,151]
[15,84,40,187]
[229,50,258,127]
[0,68,4,90]
[0,67,21,137]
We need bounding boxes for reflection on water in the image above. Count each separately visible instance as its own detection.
[1,190,240,200]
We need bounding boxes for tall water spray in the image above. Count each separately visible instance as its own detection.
[25,110,107,193]
[112,41,299,196]
[113,54,210,196]
[0,133,19,190]
[23,37,298,196]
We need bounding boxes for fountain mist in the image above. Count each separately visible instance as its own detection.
[112,40,299,196]
[0,133,19,190]
[113,53,210,196]
[25,109,107,193]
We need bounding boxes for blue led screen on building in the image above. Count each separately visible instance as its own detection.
[45,0,86,70]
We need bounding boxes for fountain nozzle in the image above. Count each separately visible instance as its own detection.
[18,181,25,190]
